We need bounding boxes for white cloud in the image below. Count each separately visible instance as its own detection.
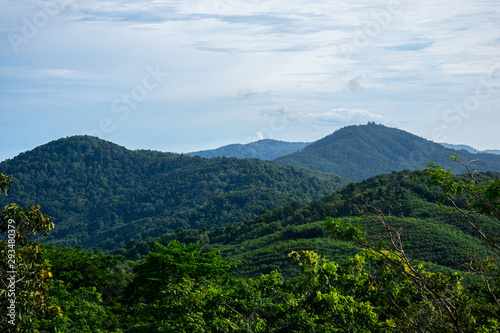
[256,107,387,135]
[0,66,106,80]
[305,109,385,125]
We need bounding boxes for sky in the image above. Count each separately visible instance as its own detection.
[1,0,499,162]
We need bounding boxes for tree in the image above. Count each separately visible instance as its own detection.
[426,157,500,325]
[32,245,128,332]
[0,174,58,332]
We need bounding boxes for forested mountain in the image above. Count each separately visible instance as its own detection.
[275,123,500,181]
[115,169,500,279]
[187,139,310,160]
[0,136,349,249]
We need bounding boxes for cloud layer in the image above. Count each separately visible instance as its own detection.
[1,0,499,160]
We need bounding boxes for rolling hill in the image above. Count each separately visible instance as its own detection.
[0,136,349,249]
[114,169,500,279]
[186,139,310,160]
[274,123,500,181]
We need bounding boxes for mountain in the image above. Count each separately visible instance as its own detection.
[187,139,310,160]
[0,136,349,249]
[439,143,480,153]
[439,143,500,155]
[274,123,500,181]
[115,169,500,278]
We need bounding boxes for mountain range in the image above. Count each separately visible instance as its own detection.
[185,125,499,165]
[185,123,500,182]
[187,139,309,160]
[439,142,500,155]
[2,123,500,250]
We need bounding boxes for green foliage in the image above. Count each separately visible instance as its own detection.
[1,203,54,247]
[119,240,236,332]
[0,174,57,332]
[0,173,13,196]
[122,240,232,305]
[427,158,500,224]
[45,244,128,294]
[319,158,500,331]
[324,216,366,244]
[36,280,122,333]
[35,246,128,333]
[108,163,500,331]
[0,174,127,332]
[117,242,390,332]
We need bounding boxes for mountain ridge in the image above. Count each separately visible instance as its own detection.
[4,125,500,249]
[439,142,500,155]
[186,139,310,160]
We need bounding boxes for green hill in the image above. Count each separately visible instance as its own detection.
[0,136,349,249]
[114,169,500,279]
[187,139,310,160]
[274,123,500,181]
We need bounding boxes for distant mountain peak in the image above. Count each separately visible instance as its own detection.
[439,142,500,155]
[275,123,500,181]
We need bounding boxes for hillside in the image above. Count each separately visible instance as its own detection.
[0,136,349,249]
[115,169,500,279]
[275,123,500,181]
[187,139,310,160]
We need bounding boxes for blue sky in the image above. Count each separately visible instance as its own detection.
[1,0,500,161]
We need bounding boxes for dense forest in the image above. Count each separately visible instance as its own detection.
[1,155,499,332]
[0,136,348,249]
